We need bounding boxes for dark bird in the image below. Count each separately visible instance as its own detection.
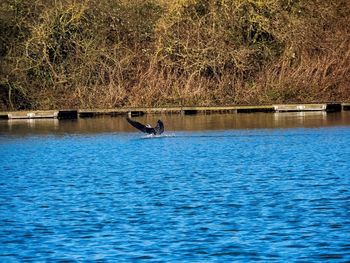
[126,118,164,135]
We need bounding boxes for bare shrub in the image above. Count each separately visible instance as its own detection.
[0,0,349,110]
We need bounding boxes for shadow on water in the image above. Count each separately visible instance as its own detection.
[0,111,350,136]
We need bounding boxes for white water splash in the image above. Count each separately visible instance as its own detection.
[142,133,176,139]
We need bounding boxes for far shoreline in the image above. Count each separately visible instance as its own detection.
[1,103,349,120]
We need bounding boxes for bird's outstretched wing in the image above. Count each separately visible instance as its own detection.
[126,118,154,134]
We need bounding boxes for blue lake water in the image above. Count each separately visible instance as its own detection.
[1,112,350,262]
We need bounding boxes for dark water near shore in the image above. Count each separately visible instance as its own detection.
[1,112,350,262]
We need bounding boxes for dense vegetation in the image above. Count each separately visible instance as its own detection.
[0,0,349,110]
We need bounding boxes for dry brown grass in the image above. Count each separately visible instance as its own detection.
[0,0,349,110]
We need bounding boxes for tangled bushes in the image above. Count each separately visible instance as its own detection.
[0,0,349,110]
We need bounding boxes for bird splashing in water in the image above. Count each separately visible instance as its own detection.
[126,118,164,135]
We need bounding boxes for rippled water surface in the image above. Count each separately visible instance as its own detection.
[1,112,350,262]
